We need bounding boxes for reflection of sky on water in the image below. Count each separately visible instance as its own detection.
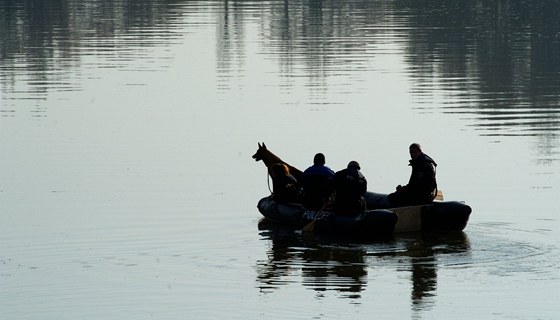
[215,0,559,137]
[1,0,558,140]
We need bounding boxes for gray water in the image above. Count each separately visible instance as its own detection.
[0,1,559,319]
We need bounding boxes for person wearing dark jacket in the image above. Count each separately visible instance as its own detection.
[388,143,438,207]
[301,153,335,210]
[333,161,367,214]
[270,163,300,203]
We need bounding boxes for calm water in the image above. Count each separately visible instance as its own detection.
[1,1,559,319]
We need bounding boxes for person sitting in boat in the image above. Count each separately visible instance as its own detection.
[301,153,335,210]
[270,163,300,203]
[387,143,438,207]
[333,161,367,214]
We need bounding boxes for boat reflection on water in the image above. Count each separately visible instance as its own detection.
[256,219,370,299]
[377,231,472,310]
[256,219,471,306]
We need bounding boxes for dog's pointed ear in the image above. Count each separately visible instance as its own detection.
[262,142,267,149]
[258,142,262,148]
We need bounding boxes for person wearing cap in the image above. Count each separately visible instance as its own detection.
[387,143,438,207]
[332,161,368,214]
[301,153,335,210]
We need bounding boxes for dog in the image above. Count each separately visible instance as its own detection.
[252,142,303,181]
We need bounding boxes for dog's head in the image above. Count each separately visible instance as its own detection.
[252,142,267,161]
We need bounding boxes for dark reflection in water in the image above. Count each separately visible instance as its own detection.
[255,228,369,299]
[0,0,184,112]
[389,233,471,310]
[256,219,471,308]
[396,0,560,135]
[216,0,559,136]
[1,0,558,135]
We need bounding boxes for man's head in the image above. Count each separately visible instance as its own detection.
[347,161,361,170]
[409,143,423,160]
[313,153,326,165]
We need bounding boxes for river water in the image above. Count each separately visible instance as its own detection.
[0,1,559,319]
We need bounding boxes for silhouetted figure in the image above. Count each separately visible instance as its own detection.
[388,143,437,207]
[270,163,300,203]
[333,161,367,214]
[301,153,335,210]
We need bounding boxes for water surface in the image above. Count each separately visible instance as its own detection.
[0,1,559,319]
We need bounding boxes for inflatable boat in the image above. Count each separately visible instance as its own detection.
[363,192,472,232]
[257,191,472,236]
[257,196,398,240]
